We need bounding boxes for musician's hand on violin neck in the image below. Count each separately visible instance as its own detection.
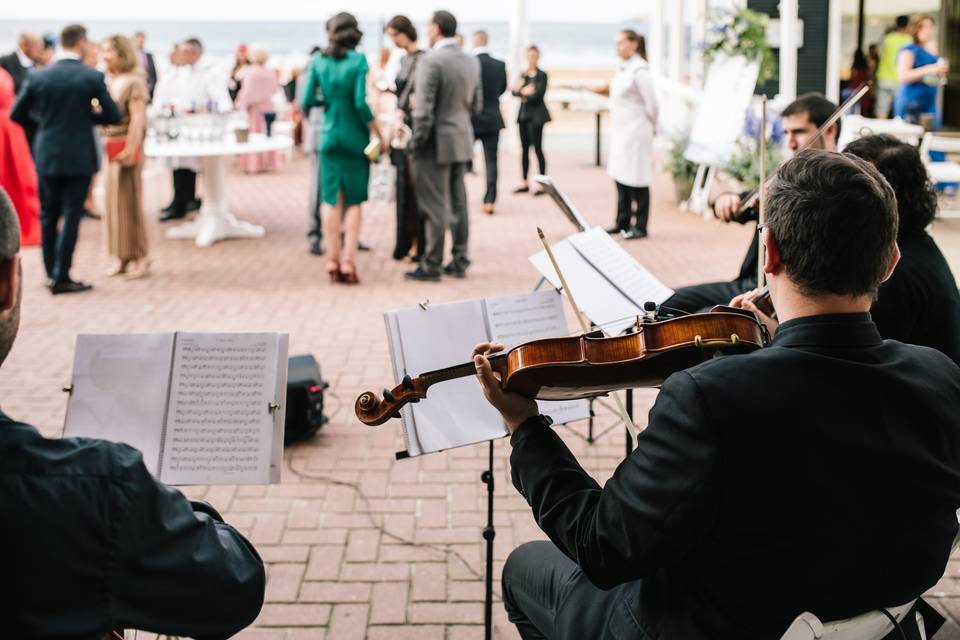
[730,289,779,337]
[472,342,539,433]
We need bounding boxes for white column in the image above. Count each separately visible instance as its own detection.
[669,0,684,82]
[778,0,799,101]
[648,0,664,74]
[690,0,709,88]
[508,0,529,80]
[825,0,841,102]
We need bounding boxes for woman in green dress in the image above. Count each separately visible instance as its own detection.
[302,12,385,284]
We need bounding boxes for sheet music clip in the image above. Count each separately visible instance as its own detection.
[268,402,281,414]
[418,299,430,311]
[62,384,74,395]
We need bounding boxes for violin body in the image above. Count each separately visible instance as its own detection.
[355,307,768,426]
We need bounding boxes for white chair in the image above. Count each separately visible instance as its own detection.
[780,600,923,640]
[919,132,960,219]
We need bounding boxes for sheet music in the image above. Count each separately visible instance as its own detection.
[530,239,640,336]
[567,227,674,308]
[484,291,589,425]
[63,333,175,475]
[160,333,286,485]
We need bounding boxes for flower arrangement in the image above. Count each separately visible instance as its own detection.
[702,8,777,85]
[722,109,785,189]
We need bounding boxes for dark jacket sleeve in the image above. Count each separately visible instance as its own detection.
[509,370,719,589]
[94,72,122,125]
[9,77,34,127]
[528,70,548,105]
[110,446,265,639]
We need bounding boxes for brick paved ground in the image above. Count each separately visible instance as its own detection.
[3,148,960,639]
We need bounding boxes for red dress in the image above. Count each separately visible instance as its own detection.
[0,67,40,246]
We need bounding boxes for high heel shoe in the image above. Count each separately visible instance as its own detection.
[326,260,341,283]
[105,260,130,277]
[124,259,152,280]
[339,261,359,285]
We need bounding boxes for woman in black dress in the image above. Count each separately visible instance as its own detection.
[512,45,551,195]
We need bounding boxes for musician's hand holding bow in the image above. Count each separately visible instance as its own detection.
[730,288,778,337]
[473,342,539,433]
[714,192,742,223]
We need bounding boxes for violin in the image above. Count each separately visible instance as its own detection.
[355,306,769,426]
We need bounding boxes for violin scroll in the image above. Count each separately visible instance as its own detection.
[355,374,427,426]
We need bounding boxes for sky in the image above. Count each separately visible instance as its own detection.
[1,0,653,23]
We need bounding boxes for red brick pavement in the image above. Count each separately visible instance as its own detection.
[3,150,960,638]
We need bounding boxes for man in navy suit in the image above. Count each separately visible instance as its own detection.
[11,24,121,294]
[471,30,507,215]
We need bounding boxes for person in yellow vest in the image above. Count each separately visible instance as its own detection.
[875,15,912,119]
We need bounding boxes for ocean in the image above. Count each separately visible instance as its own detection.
[0,18,647,76]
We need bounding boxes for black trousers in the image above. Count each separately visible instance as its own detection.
[519,121,546,181]
[503,541,649,640]
[392,148,424,260]
[661,276,756,314]
[172,168,197,213]
[615,182,650,233]
[476,131,500,204]
[307,153,322,243]
[38,173,92,283]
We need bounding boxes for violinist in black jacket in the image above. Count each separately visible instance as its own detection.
[472,149,960,639]
[0,190,264,638]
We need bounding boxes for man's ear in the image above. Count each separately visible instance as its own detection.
[763,228,782,275]
[881,243,901,284]
[0,256,20,313]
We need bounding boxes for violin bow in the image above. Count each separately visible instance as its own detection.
[536,228,640,442]
[739,82,871,213]
[757,95,767,289]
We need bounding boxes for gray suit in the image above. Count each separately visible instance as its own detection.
[410,43,482,275]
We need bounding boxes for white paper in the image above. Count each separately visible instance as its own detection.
[394,301,506,456]
[64,333,175,475]
[567,227,674,308]
[530,239,640,336]
[160,332,286,485]
[484,291,590,424]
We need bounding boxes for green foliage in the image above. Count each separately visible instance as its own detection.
[723,137,784,190]
[702,8,777,85]
[665,137,698,182]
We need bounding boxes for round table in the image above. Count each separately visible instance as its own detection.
[144,134,294,247]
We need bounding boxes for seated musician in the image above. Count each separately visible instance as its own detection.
[663,92,839,313]
[472,150,960,639]
[0,191,265,636]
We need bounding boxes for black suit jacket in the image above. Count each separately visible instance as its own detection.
[11,58,121,176]
[510,314,960,639]
[143,50,158,99]
[472,52,507,135]
[513,68,551,126]
[0,51,29,94]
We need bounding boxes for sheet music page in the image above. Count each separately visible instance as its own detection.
[384,311,421,456]
[160,332,285,485]
[529,239,639,336]
[394,300,506,456]
[567,227,674,309]
[63,333,175,475]
[484,290,590,425]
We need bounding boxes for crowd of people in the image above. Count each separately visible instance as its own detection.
[852,14,948,126]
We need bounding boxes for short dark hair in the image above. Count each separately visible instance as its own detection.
[782,92,841,143]
[386,15,418,42]
[844,134,937,234]
[60,24,87,49]
[431,10,457,38]
[325,12,363,59]
[896,15,910,29]
[766,149,897,298]
[184,37,203,53]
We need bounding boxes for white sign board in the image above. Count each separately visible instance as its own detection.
[684,55,760,166]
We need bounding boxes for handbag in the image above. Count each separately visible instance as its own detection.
[105,139,141,163]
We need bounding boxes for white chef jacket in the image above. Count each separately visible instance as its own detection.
[152,59,233,171]
[607,55,659,188]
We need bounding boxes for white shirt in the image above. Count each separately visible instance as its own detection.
[54,50,81,62]
[152,59,232,114]
[473,46,491,56]
[433,38,458,50]
[15,46,33,68]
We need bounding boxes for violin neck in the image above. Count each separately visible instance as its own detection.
[419,353,506,389]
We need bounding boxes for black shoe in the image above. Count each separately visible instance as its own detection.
[161,201,177,214]
[404,267,441,282]
[621,228,647,240]
[605,225,625,234]
[83,209,101,220]
[186,199,202,212]
[357,241,371,252]
[50,280,93,295]
[532,189,546,197]
[513,185,530,194]
[309,240,324,256]
[160,209,188,222]
[442,262,467,278]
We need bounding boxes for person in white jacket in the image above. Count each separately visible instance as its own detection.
[605,30,658,240]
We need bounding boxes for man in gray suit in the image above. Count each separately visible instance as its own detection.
[405,10,481,281]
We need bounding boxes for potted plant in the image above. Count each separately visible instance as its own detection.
[666,137,699,204]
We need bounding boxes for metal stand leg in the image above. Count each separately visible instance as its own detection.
[625,388,634,456]
[595,112,602,167]
[587,397,595,444]
[481,440,496,640]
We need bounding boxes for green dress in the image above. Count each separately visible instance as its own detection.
[301,50,374,206]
